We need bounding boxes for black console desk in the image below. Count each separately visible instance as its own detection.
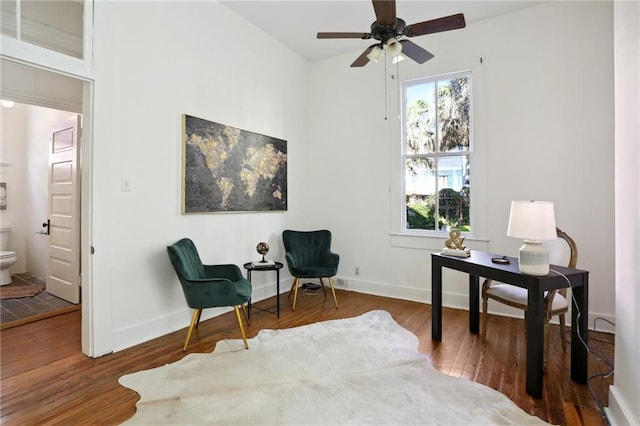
[431,250,589,398]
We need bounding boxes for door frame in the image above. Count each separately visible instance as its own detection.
[1,55,98,357]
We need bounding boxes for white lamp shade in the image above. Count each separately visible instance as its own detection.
[386,38,402,56]
[507,201,557,241]
[366,45,383,63]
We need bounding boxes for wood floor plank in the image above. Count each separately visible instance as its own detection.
[0,290,612,425]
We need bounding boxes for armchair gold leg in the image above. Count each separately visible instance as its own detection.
[195,309,203,329]
[291,278,300,311]
[234,305,249,349]
[241,303,250,326]
[319,278,328,298]
[183,309,201,352]
[328,277,339,309]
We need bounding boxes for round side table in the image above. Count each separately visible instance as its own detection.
[243,261,284,318]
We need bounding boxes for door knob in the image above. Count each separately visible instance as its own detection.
[42,220,50,235]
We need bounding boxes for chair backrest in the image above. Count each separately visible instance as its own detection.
[282,230,332,266]
[167,238,205,281]
[543,227,578,269]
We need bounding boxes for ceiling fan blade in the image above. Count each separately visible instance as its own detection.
[317,32,371,39]
[351,46,375,67]
[404,13,466,37]
[372,0,397,26]
[400,40,434,64]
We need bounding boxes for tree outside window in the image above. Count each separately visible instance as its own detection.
[403,72,472,232]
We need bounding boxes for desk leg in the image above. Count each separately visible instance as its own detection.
[469,275,480,333]
[571,275,589,383]
[276,269,280,318]
[526,282,545,398]
[432,259,442,341]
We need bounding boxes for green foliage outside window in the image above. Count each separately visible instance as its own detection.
[406,188,470,231]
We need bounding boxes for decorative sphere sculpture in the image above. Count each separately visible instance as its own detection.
[256,242,269,262]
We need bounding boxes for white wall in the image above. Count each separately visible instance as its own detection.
[91,1,309,351]
[4,0,616,355]
[608,1,640,424]
[307,1,615,328]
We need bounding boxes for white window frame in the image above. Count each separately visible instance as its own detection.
[388,55,488,251]
[401,70,473,234]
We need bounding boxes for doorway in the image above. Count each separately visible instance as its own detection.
[0,58,91,342]
[0,101,82,327]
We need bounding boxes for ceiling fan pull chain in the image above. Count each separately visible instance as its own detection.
[384,49,388,120]
[396,59,401,120]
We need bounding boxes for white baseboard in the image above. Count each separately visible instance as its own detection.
[335,276,615,334]
[112,276,613,352]
[112,280,281,352]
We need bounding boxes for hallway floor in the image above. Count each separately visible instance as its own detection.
[0,273,79,329]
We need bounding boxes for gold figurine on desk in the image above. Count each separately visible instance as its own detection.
[442,229,471,257]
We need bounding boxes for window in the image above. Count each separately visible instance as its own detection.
[1,0,85,59]
[401,71,472,234]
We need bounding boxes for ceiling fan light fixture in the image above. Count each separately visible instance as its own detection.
[392,53,405,64]
[386,37,402,56]
[366,45,384,63]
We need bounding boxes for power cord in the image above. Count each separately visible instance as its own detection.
[549,269,614,426]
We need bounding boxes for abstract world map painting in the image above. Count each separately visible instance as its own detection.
[182,114,287,213]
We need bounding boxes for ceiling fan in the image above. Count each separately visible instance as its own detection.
[317,0,466,67]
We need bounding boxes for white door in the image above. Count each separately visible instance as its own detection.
[46,115,81,304]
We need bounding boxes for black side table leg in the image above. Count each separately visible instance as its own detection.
[247,269,252,319]
[276,269,280,317]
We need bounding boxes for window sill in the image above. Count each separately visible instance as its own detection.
[389,232,490,251]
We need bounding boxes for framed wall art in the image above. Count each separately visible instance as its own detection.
[182,114,287,213]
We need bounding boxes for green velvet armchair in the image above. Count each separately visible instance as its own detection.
[282,230,339,311]
[167,238,252,351]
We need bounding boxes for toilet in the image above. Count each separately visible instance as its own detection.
[0,226,17,285]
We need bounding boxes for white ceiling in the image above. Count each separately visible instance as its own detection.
[220,1,544,62]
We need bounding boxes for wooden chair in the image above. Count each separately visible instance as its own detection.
[481,227,577,369]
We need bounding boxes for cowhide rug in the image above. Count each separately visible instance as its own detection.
[119,310,548,425]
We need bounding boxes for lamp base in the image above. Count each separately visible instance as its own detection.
[518,240,549,276]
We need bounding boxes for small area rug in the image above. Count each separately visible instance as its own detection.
[119,310,549,425]
[0,282,45,299]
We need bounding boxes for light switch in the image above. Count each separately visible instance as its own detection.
[121,176,131,191]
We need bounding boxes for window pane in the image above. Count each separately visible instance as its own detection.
[1,0,17,37]
[437,76,470,152]
[405,157,436,230]
[437,156,470,231]
[20,0,84,59]
[404,82,436,154]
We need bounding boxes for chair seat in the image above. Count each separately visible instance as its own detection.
[486,284,569,311]
[290,265,337,278]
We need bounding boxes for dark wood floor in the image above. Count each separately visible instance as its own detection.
[0,290,614,425]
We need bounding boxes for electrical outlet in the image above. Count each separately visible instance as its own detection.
[355,267,360,276]
[121,176,131,192]
[337,278,348,286]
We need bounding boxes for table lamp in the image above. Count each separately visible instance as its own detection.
[507,200,557,276]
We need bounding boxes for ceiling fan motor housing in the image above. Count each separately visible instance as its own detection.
[370,18,407,44]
